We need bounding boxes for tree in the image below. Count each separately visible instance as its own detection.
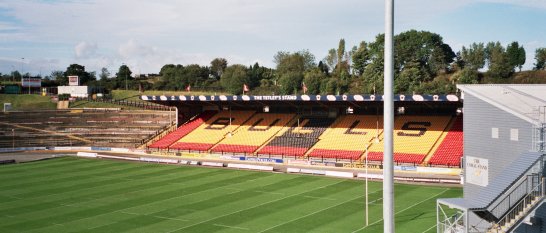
[159,64,177,76]
[394,30,455,77]
[362,55,384,94]
[220,64,249,94]
[336,39,346,75]
[115,64,133,90]
[11,70,22,82]
[50,70,64,84]
[324,48,337,72]
[486,42,512,78]
[184,64,209,88]
[317,61,329,75]
[210,58,228,79]
[351,41,370,76]
[395,67,423,94]
[303,69,326,94]
[249,62,272,88]
[99,67,110,81]
[534,48,546,70]
[454,68,479,84]
[274,50,316,94]
[506,41,526,72]
[278,71,303,95]
[460,43,486,70]
[63,64,95,85]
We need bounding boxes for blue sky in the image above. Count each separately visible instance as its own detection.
[0,0,544,77]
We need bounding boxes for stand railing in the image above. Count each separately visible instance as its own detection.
[488,178,544,233]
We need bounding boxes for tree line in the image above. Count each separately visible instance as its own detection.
[2,30,546,95]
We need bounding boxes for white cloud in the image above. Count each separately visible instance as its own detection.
[0,0,544,75]
[118,39,156,59]
[74,41,98,59]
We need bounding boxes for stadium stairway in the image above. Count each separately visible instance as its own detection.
[257,117,336,157]
[210,113,296,154]
[148,111,216,149]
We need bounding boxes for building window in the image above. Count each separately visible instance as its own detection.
[492,128,499,139]
[510,128,519,141]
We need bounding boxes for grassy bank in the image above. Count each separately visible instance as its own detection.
[0,94,56,110]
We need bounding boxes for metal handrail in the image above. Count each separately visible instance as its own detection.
[488,179,544,233]
[489,174,534,220]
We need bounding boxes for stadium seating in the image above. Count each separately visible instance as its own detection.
[307,115,383,160]
[366,115,451,164]
[258,117,335,157]
[170,110,255,151]
[149,111,216,149]
[428,116,463,167]
[211,113,296,154]
[0,109,173,148]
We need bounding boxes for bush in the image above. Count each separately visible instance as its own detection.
[58,94,71,101]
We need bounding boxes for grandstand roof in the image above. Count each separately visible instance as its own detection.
[458,84,546,125]
[141,94,461,109]
[141,94,460,102]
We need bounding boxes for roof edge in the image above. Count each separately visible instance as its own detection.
[457,85,540,125]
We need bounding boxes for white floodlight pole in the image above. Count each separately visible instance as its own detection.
[365,144,369,226]
[383,0,395,233]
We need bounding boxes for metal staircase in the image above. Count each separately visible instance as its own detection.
[487,177,544,232]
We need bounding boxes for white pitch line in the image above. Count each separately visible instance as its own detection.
[255,190,284,195]
[213,223,250,230]
[422,224,437,233]
[350,188,450,233]
[257,193,366,233]
[303,195,337,201]
[118,210,140,216]
[165,180,347,233]
[59,202,79,207]
[153,215,190,222]
[118,211,189,222]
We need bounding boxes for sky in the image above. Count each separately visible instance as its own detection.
[0,0,545,77]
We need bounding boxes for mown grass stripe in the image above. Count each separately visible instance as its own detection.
[0,158,123,182]
[0,157,80,174]
[1,172,269,231]
[0,166,224,216]
[0,162,150,191]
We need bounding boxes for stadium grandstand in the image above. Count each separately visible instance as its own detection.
[438,84,546,233]
[0,109,174,148]
[144,94,463,167]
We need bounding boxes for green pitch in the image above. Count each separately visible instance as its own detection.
[0,157,461,233]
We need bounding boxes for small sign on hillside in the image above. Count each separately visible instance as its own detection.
[3,103,12,112]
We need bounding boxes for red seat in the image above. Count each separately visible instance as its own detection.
[149,111,216,149]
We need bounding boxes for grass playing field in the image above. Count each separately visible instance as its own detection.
[0,157,461,233]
